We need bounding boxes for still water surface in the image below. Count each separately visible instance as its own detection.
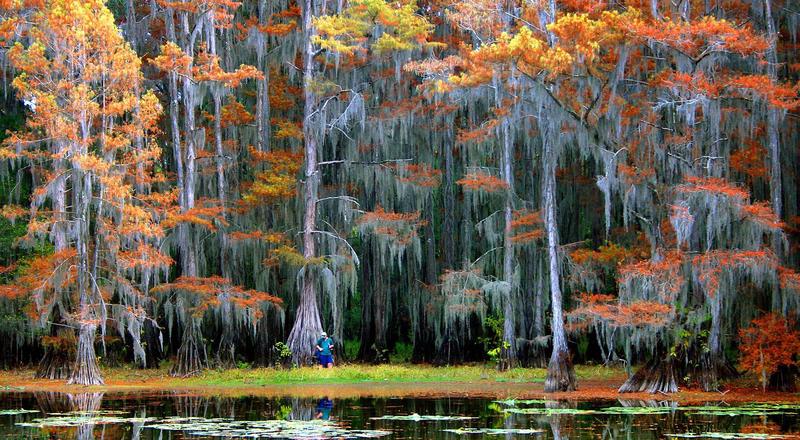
[1,391,798,439]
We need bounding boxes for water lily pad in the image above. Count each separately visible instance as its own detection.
[493,399,547,407]
[370,413,477,421]
[0,409,38,416]
[504,408,599,415]
[146,418,391,438]
[444,427,545,435]
[17,416,156,427]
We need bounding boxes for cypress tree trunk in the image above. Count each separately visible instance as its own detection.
[256,0,271,152]
[542,133,576,392]
[287,0,324,364]
[619,352,678,394]
[697,293,736,391]
[171,318,207,377]
[501,120,516,370]
[68,322,103,385]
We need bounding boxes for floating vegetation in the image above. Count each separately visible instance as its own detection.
[145,418,392,438]
[504,407,600,415]
[504,403,800,417]
[0,409,38,416]
[18,415,156,427]
[493,399,547,407]
[444,427,545,435]
[370,413,477,421]
[667,433,792,439]
[686,404,800,417]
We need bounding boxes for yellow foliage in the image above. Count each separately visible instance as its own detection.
[314,0,433,56]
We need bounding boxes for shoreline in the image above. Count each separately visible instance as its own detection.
[1,366,798,404]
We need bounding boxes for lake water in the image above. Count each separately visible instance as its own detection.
[1,391,799,439]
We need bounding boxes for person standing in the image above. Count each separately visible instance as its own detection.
[315,331,335,368]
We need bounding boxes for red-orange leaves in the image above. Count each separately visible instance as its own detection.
[220,100,255,128]
[162,199,228,231]
[569,292,673,330]
[152,276,281,317]
[357,206,426,247]
[678,176,750,200]
[730,140,768,181]
[510,210,544,244]
[117,244,174,272]
[740,202,784,231]
[692,249,776,297]
[630,16,768,59]
[393,163,442,188]
[457,171,508,193]
[618,250,685,301]
[728,75,800,111]
[739,313,800,391]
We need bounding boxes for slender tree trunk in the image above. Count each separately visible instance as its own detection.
[69,165,103,386]
[213,88,228,278]
[501,119,516,369]
[37,161,73,379]
[443,126,455,270]
[256,0,271,152]
[764,0,783,258]
[287,0,323,364]
[542,133,576,392]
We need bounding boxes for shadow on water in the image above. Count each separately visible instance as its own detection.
[1,391,800,438]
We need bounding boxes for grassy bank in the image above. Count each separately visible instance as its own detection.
[1,364,797,403]
[181,364,623,386]
[55,363,622,387]
[0,364,624,390]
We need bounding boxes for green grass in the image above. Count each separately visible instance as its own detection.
[179,364,623,386]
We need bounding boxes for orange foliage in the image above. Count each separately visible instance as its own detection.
[779,267,800,293]
[693,250,776,297]
[727,75,800,111]
[0,204,27,222]
[739,313,800,390]
[456,171,508,193]
[152,276,281,317]
[678,176,750,200]
[117,244,174,271]
[162,200,228,231]
[730,140,768,181]
[617,163,655,186]
[510,210,543,244]
[740,202,784,231]
[229,230,286,244]
[220,99,255,128]
[629,16,769,58]
[618,250,684,301]
[570,292,673,329]
[393,163,442,188]
[358,206,426,247]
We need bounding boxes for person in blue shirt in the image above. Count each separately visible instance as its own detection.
[315,331,335,368]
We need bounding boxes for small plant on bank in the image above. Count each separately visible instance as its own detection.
[273,342,293,369]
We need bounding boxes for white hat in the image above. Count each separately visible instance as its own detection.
[321,331,327,336]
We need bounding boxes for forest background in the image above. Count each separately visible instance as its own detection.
[0,0,799,394]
